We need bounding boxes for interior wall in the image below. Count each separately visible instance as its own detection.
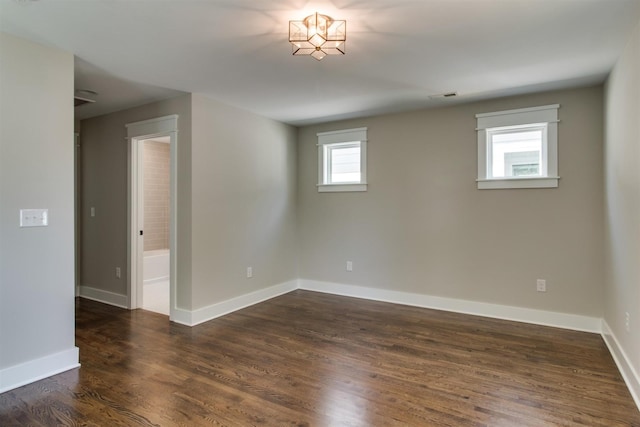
[604,18,640,385]
[80,95,192,308]
[297,86,604,317]
[0,33,76,374]
[143,140,170,251]
[190,94,298,309]
[80,93,298,312]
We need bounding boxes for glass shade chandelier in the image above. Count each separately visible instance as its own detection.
[289,12,346,60]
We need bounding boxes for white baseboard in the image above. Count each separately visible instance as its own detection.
[602,320,640,410]
[171,280,299,327]
[299,279,602,333]
[0,347,80,394]
[79,285,128,309]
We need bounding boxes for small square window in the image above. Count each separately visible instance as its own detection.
[317,128,367,192]
[487,124,546,179]
[325,142,361,184]
[476,105,559,189]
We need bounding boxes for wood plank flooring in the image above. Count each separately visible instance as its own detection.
[1,290,638,426]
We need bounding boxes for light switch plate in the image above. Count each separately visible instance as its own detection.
[20,209,48,227]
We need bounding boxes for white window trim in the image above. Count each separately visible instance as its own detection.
[317,127,367,192]
[476,104,560,190]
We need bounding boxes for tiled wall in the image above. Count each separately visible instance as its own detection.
[143,140,170,251]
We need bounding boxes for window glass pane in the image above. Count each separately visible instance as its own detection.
[330,145,360,183]
[512,163,539,176]
[490,130,542,178]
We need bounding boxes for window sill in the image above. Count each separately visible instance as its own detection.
[318,183,367,192]
[477,176,559,190]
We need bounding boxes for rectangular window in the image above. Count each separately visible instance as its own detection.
[317,128,367,192]
[488,125,545,178]
[325,142,361,184]
[476,105,559,189]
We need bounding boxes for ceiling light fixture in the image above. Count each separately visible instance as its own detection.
[289,12,346,61]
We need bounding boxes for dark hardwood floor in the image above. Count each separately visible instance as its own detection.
[1,290,638,426]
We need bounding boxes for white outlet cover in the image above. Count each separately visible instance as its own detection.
[20,209,48,227]
[625,312,630,331]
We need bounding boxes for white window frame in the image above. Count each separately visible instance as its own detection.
[476,104,560,189]
[317,127,367,192]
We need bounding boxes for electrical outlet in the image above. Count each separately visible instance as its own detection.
[246,266,253,278]
[625,312,630,332]
[19,209,48,227]
[115,267,121,279]
[536,279,546,292]
[346,261,353,272]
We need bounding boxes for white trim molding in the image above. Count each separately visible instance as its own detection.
[0,347,80,393]
[299,279,601,333]
[476,104,560,124]
[172,280,299,327]
[318,183,367,192]
[476,176,560,189]
[602,320,640,410]
[125,114,179,138]
[79,285,128,309]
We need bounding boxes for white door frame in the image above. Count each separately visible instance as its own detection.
[74,132,80,297]
[125,115,178,320]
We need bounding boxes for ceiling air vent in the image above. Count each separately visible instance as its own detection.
[74,89,97,107]
[74,96,96,107]
[429,92,458,99]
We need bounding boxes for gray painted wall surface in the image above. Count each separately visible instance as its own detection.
[604,18,640,382]
[0,33,75,368]
[190,94,298,309]
[297,86,604,317]
[80,94,298,311]
[80,95,192,307]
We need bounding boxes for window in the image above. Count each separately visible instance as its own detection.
[317,127,367,192]
[476,104,559,189]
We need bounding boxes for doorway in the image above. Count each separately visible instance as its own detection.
[126,115,178,320]
[139,136,171,315]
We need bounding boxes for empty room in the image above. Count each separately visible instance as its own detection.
[1,0,639,425]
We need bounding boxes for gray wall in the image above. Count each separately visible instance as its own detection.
[604,18,640,381]
[298,86,604,317]
[0,34,75,368]
[190,94,298,308]
[80,95,192,307]
[80,93,298,312]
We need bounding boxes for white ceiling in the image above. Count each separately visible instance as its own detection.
[1,0,639,125]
